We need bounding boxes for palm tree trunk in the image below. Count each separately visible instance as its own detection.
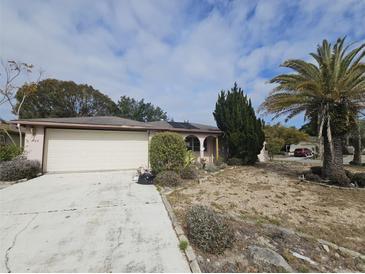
[322,135,350,186]
[352,125,362,165]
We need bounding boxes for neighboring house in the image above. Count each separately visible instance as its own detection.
[10,116,221,173]
[288,137,319,156]
[0,121,25,146]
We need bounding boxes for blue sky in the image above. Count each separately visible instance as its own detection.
[1,0,365,127]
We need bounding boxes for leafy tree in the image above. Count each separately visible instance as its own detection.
[299,121,317,136]
[261,38,365,186]
[266,137,285,160]
[16,79,119,119]
[117,95,167,122]
[213,83,265,164]
[265,124,309,146]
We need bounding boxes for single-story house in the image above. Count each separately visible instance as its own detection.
[0,120,25,146]
[10,116,221,173]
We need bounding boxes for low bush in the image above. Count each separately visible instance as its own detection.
[149,132,186,174]
[180,166,198,180]
[186,205,234,254]
[303,171,322,182]
[329,170,351,186]
[310,166,322,176]
[214,158,227,169]
[227,157,243,166]
[0,158,41,181]
[153,170,182,187]
[351,173,365,188]
[0,145,22,162]
[345,170,354,180]
[214,158,225,166]
[205,163,219,173]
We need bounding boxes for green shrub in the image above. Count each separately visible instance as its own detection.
[351,173,365,188]
[186,205,234,254]
[0,159,41,181]
[227,157,243,166]
[205,163,219,172]
[310,166,322,176]
[0,145,23,161]
[154,170,182,187]
[150,132,186,174]
[180,166,198,180]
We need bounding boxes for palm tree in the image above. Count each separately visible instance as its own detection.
[350,119,364,165]
[261,38,365,186]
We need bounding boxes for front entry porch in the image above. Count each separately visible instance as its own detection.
[183,134,220,163]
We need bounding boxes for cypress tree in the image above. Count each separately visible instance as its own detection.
[213,83,265,164]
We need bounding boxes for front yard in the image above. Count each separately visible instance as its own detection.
[166,161,365,272]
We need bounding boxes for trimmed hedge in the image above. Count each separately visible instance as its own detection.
[149,132,186,174]
[0,159,41,181]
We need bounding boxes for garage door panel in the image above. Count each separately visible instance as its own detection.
[44,129,148,172]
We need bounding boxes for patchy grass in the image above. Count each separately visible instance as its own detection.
[179,240,188,251]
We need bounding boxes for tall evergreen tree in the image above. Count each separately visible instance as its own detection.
[213,83,265,164]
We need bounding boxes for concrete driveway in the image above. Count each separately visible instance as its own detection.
[0,171,190,272]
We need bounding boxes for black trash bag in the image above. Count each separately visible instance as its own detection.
[137,172,155,185]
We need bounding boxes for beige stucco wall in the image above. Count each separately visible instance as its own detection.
[24,126,44,164]
[22,128,219,171]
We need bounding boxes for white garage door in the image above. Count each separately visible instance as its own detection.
[44,128,148,172]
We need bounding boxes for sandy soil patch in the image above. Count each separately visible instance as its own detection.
[167,161,365,255]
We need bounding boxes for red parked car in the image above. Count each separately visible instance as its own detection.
[294,148,313,157]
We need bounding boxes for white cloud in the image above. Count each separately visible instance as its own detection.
[1,0,364,127]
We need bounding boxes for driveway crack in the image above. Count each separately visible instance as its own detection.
[104,225,123,272]
[4,214,38,273]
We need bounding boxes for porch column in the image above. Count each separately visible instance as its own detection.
[216,136,219,160]
[198,136,205,160]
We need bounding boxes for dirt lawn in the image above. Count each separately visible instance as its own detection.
[167,161,365,272]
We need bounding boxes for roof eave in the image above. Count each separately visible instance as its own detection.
[9,120,222,134]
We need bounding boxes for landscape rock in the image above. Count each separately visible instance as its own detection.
[292,251,318,265]
[248,245,294,272]
[322,244,330,253]
[357,263,365,272]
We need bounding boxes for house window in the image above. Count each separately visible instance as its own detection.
[185,136,200,152]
